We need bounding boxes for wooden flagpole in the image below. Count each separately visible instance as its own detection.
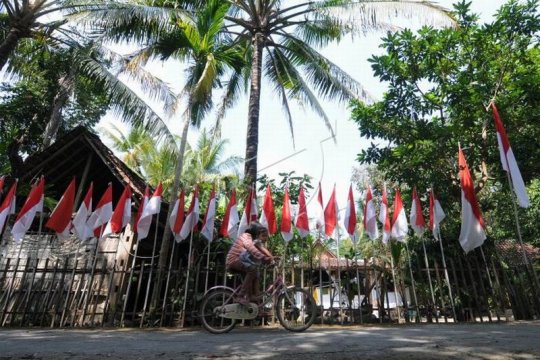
[404,241,419,322]
[140,220,160,327]
[420,235,437,313]
[435,228,457,320]
[160,238,176,327]
[120,236,139,327]
[388,246,401,323]
[180,229,195,328]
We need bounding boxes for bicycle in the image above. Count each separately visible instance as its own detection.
[199,259,317,334]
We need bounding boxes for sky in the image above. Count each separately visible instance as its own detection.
[100,0,507,224]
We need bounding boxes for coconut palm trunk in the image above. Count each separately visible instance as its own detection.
[0,27,26,70]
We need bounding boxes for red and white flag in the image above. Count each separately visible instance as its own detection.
[178,187,199,241]
[0,180,17,234]
[391,188,408,242]
[315,182,325,232]
[410,187,426,237]
[0,176,5,196]
[363,186,378,240]
[344,185,357,243]
[45,178,76,239]
[134,186,150,237]
[102,184,131,238]
[429,188,446,240]
[379,184,391,244]
[238,186,257,235]
[12,177,45,243]
[259,185,277,235]
[281,188,294,242]
[87,184,113,237]
[170,189,185,242]
[324,184,338,238]
[137,183,162,240]
[295,185,310,239]
[72,183,93,241]
[458,146,486,253]
[491,103,529,208]
[201,186,217,242]
[220,189,239,239]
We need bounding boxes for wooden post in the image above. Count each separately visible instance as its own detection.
[121,237,140,327]
[180,231,195,327]
[160,239,176,327]
[140,222,160,327]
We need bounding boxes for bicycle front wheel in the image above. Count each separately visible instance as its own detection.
[276,287,316,332]
[200,288,236,334]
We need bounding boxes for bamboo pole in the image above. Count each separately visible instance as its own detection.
[404,242,419,322]
[140,223,160,327]
[180,230,195,328]
[160,239,176,327]
[120,237,140,327]
[60,245,81,326]
[435,228,457,320]
[204,242,211,293]
[388,248,401,323]
[420,236,436,312]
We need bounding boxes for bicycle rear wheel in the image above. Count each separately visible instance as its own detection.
[200,288,236,334]
[276,287,316,332]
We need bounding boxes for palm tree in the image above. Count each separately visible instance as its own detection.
[220,0,453,182]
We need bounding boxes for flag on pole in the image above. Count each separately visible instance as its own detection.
[136,183,162,240]
[12,177,45,243]
[0,180,17,234]
[324,184,338,238]
[344,184,357,243]
[102,184,131,238]
[0,176,4,196]
[88,183,113,237]
[379,184,391,244]
[238,185,257,235]
[391,188,408,242]
[458,146,486,253]
[295,185,310,239]
[363,186,379,241]
[134,186,150,236]
[178,187,199,241]
[45,178,76,239]
[491,103,530,208]
[201,186,216,242]
[259,185,277,235]
[170,189,185,242]
[220,189,239,239]
[315,182,325,232]
[281,188,294,242]
[429,188,446,239]
[72,183,93,241]
[410,187,426,237]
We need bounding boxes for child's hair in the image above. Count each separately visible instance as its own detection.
[245,221,268,238]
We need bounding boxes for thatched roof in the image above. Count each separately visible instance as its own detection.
[495,240,540,266]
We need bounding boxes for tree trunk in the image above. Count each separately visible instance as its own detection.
[0,27,24,72]
[42,71,76,149]
[149,109,191,316]
[244,33,264,183]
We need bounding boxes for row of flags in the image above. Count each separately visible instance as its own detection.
[0,103,529,253]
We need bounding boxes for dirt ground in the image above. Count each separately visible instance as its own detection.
[1,321,539,359]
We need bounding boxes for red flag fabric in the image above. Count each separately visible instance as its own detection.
[46,178,76,238]
[281,188,293,242]
[324,185,338,238]
[391,188,408,242]
[491,103,529,208]
[72,183,93,241]
[88,184,113,237]
[343,185,357,242]
[295,185,310,239]
[12,177,45,243]
[238,186,257,235]
[378,184,391,244]
[137,183,162,240]
[259,185,277,234]
[220,189,239,239]
[0,176,4,196]
[315,182,325,232]
[363,186,378,240]
[458,146,486,253]
[409,187,426,237]
[103,184,131,238]
[134,186,150,235]
[201,186,217,242]
[179,187,199,241]
[429,188,446,240]
[170,189,185,242]
[0,181,17,234]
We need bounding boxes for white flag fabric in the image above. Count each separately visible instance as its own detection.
[379,184,391,244]
[0,181,17,234]
[315,182,325,232]
[72,183,93,241]
[201,187,216,242]
[344,185,357,243]
[170,190,185,242]
[102,185,131,239]
[410,187,426,237]
[137,183,163,240]
[363,186,378,240]
[12,177,45,243]
[179,187,199,241]
[492,103,530,208]
[391,189,408,242]
[429,188,446,240]
[238,186,257,235]
[220,189,239,239]
[281,188,294,242]
[87,184,113,237]
[134,186,150,238]
[458,147,486,253]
